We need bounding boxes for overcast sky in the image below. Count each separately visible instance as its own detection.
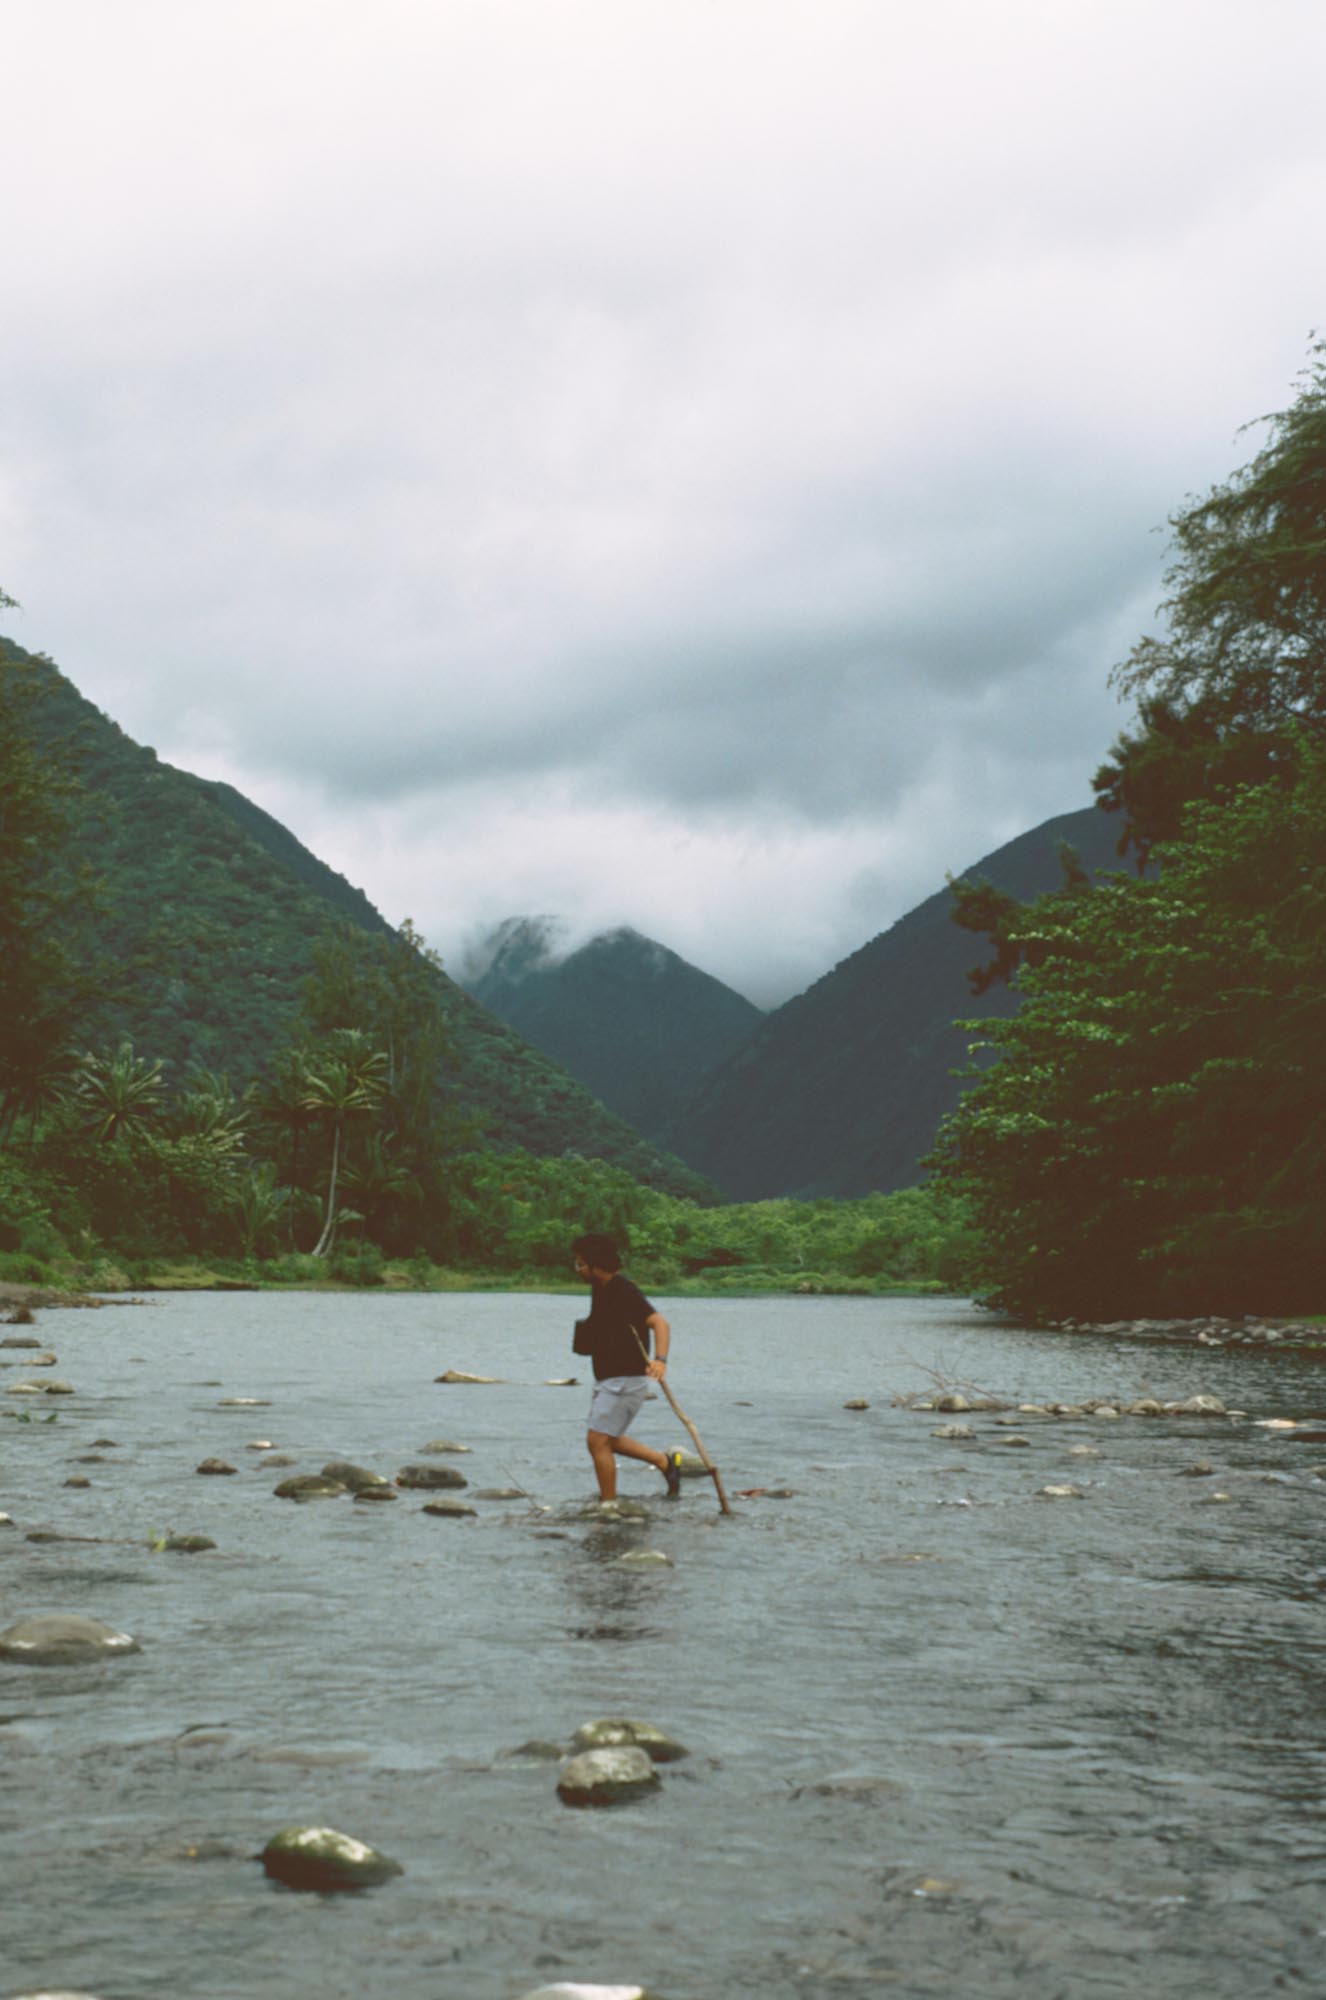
[4,1,1323,1004]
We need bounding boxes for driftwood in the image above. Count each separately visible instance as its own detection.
[632,1327,733,1517]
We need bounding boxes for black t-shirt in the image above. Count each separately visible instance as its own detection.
[576,1273,657,1381]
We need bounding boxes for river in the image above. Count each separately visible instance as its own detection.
[1,1291,1324,1999]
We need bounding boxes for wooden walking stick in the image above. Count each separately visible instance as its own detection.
[633,1327,733,1517]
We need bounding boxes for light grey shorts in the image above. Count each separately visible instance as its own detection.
[587,1374,650,1437]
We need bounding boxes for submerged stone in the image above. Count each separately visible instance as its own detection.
[196,1457,237,1476]
[474,1487,527,1501]
[419,1438,472,1454]
[581,1497,650,1520]
[0,1613,140,1665]
[557,1744,661,1806]
[1037,1484,1085,1499]
[843,1398,870,1410]
[157,1532,217,1552]
[260,1823,403,1892]
[931,1424,975,1440]
[611,1549,674,1569]
[397,1463,468,1490]
[353,1486,398,1504]
[499,1738,565,1763]
[571,1717,688,1763]
[421,1497,477,1519]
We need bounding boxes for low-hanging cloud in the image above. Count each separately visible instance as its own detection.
[4,0,1325,1002]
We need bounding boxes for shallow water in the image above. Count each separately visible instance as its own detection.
[2,1291,1324,2000]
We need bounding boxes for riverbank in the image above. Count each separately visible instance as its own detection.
[2,1263,952,1307]
[1043,1312,1326,1352]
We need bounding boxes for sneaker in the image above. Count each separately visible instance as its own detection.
[662,1450,684,1499]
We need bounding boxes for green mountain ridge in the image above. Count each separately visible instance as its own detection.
[663,805,1131,1199]
[4,637,713,1200]
[465,915,763,1147]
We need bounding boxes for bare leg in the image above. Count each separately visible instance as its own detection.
[587,1428,668,1498]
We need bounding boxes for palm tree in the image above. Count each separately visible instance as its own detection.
[301,1031,387,1258]
[68,1041,165,1145]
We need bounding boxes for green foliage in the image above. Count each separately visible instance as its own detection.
[1097,340,1326,861]
[934,756,1326,1316]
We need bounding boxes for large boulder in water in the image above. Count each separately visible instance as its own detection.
[557,1745,660,1807]
[260,1824,403,1892]
[0,1614,140,1665]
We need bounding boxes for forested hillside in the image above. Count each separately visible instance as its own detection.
[466,917,762,1147]
[665,804,1126,1199]
[5,641,711,1199]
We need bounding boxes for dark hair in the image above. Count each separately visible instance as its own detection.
[572,1231,621,1272]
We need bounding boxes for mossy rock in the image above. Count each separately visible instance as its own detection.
[396,1463,468,1490]
[421,1497,477,1520]
[571,1717,688,1763]
[321,1459,389,1493]
[260,1823,403,1892]
[557,1745,661,1807]
[0,1614,141,1665]
[274,1474,347,1502]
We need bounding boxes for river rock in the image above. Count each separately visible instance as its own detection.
[931,1423,974,1440]
[611,1549,673,1569]
[156,1532,217,1552]
[435,1369,504,1384]
[6,1382,43,1395]
[557,1745,661,1806]
[273,1474,347,1501]
[1036,1484,1084,1499]
[0,1613,141,1665]
[475,1487,527,1501]
[1125,1399,1164,1416]
[421,1497,477,1519]
[673,1451,709,1479]
[843,1398,870,1410]
[1067,1444,1100,1457]
[321,1459,390,1493]
[934,1393,970,1412]
[197,1457,237,1475]
[419,1438,471,1454]
[260,1823,403,1892]
[1,1329,41,1345]
[63,1475,91,1488]
[397,1463,469,1490]
[997,1434,1032,1447]
[218,1396,269,1407]
[571,1718,688,1762]
[1093,1406,1120,1420]
[246,1438,276,1450]
[1201,1491,1235,1505]
[353,1486,398,1503]
[263,1453,297,1467]
[1170,1394,1227,1417]
[516,1987,655,2000]
[582,1497,650,1520]
[1182,1460,1216,1477]
[24,1351,59,1367]
[0,1512,14,1527]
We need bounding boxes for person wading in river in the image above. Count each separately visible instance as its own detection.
[571,1231,683,1501]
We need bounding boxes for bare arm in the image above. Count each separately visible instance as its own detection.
[644,1309,670,1378]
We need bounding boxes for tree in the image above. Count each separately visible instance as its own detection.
[1097,338,1326,858]
[301,1029,388,1257]
[0,648,86,1137]
[67,1041,166,1145]
[932,756,1326,1317]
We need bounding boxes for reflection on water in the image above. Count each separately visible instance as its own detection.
[2,1290,1324,1998]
